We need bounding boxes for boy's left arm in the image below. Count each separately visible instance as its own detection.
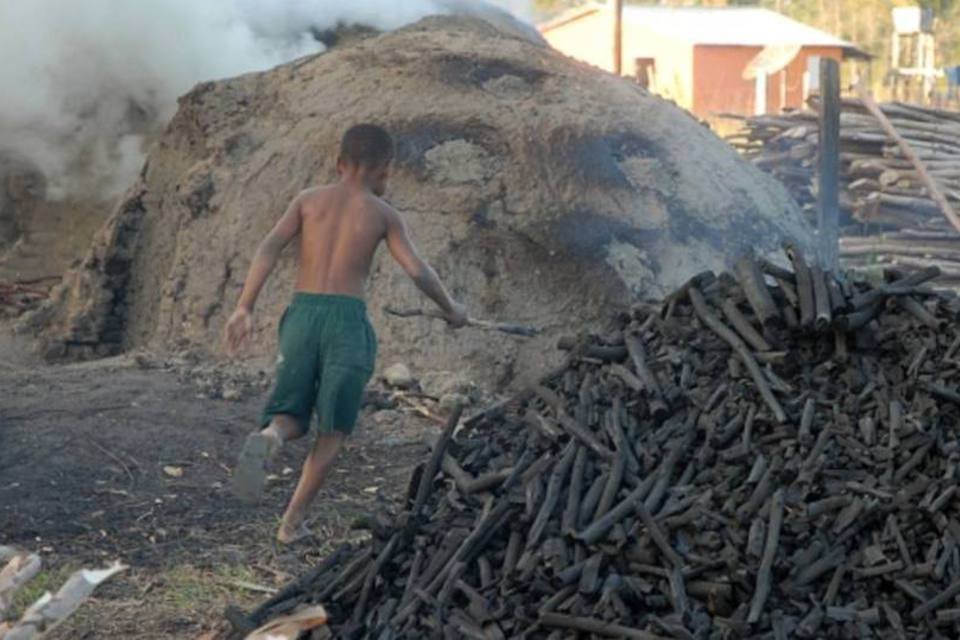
[224,195,303,354]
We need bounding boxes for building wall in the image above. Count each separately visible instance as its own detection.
[623,25,694,108]
[541,11,694,108]
[542,13,844,118]
[778,45,844,109]
[692,45,844,118]
[540,10,613,72]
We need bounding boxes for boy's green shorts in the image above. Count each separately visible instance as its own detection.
[261,293,377,437]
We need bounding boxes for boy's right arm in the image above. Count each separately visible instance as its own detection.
[384,206,467,327]
[225,194,303,354]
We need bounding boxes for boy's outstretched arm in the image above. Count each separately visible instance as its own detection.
[384,206,467,327]
[225,194,303,353]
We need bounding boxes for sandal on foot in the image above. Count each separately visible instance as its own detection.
[232,432,278,504]
[277,521,314,545]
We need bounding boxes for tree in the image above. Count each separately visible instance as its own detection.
[533,0,583,12]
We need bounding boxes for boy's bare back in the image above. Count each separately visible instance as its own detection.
[294,184,388,298]
[272,183,428,302]
[224,123,465,357]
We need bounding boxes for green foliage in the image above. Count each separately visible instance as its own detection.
[919,0,956,13]
[533,0,583,11]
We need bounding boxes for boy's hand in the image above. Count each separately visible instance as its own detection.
[444,302,469,329]
[225,307,253,355]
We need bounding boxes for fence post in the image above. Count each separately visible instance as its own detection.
[817,58,840,271]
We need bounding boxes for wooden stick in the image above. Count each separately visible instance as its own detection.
[748,489,785,623]
[577,481,649,545]
[351,533,401,626]
[594,449,627,520]
[810,265,832,331]
[624,334,668,416]
[247,545,349,625]
[317,547,374,602]
[784,242,815,329]
[688,287,786,423]
[410,404,464,522]
[911,577,960,620]
[550,408,614,460]
[539,611,671,640]
[735,256,779,326]
[818,58,841,270]
[722,299,772,352]
[527,441,578,548]
[384,306,540,337]
[400,548,423,606]
[562,446,587,536]
[859,86,960,234]
[636,502,683,569]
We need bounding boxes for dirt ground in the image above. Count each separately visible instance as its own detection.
[0,325,440,639]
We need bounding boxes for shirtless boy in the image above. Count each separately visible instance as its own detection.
[224,124,467,543]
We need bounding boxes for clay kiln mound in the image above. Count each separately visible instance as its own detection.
[0,153,111,283]
[23,16,812,388]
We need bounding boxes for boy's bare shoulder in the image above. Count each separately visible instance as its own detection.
[366,193,400,221]
[292,186,342,216]
[297,185,335,202]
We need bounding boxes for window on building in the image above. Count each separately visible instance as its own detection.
[804,55,821,101]
[634,58,656,89]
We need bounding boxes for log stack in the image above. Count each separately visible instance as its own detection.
[0,279,55,318]
[231,245,960,639]
[727,99,960,285]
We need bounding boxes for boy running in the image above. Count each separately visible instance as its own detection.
[224,124,467,543]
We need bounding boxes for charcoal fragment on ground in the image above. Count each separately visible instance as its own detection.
[231,244,960,639]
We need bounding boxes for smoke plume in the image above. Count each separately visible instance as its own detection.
[0,0,534,201]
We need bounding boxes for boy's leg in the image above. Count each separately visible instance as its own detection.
[276,367,367,542]
[234,302,318,504]
[262,413,306,444]
[277,303,375,542]
[277,431,345,543]
[233,413,306,503]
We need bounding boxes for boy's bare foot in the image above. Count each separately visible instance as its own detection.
[277,519,313,544]
[232,431,282,504]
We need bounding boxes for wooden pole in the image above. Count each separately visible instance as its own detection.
[859,85,960,235]
[817,58,840,271]
[612,0,623,76]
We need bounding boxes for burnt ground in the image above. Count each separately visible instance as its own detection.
[0,330,440,639]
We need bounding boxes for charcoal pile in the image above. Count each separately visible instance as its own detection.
[727,99,960,285]
[231,245,960,639]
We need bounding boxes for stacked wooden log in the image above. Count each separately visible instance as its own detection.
[727,99,960,283]
[231,245,960,639]
[840,230,960,285]
[0,279,55,317]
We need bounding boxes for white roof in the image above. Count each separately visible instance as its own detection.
[540,4,867,57]
[624,6,865,54]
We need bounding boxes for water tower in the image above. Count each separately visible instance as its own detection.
[889,6,939,101]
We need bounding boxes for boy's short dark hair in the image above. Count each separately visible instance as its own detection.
[339,124,394,168]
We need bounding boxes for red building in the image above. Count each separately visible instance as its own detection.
[540,4,869,119]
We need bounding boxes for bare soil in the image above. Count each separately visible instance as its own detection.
[0,328,436,639]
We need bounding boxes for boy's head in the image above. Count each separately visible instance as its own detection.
[337,124,394,196]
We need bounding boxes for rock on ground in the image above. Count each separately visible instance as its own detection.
[22,16,813,389]
[382,363,416,389]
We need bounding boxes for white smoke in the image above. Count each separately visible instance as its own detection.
[0,0,535,201]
